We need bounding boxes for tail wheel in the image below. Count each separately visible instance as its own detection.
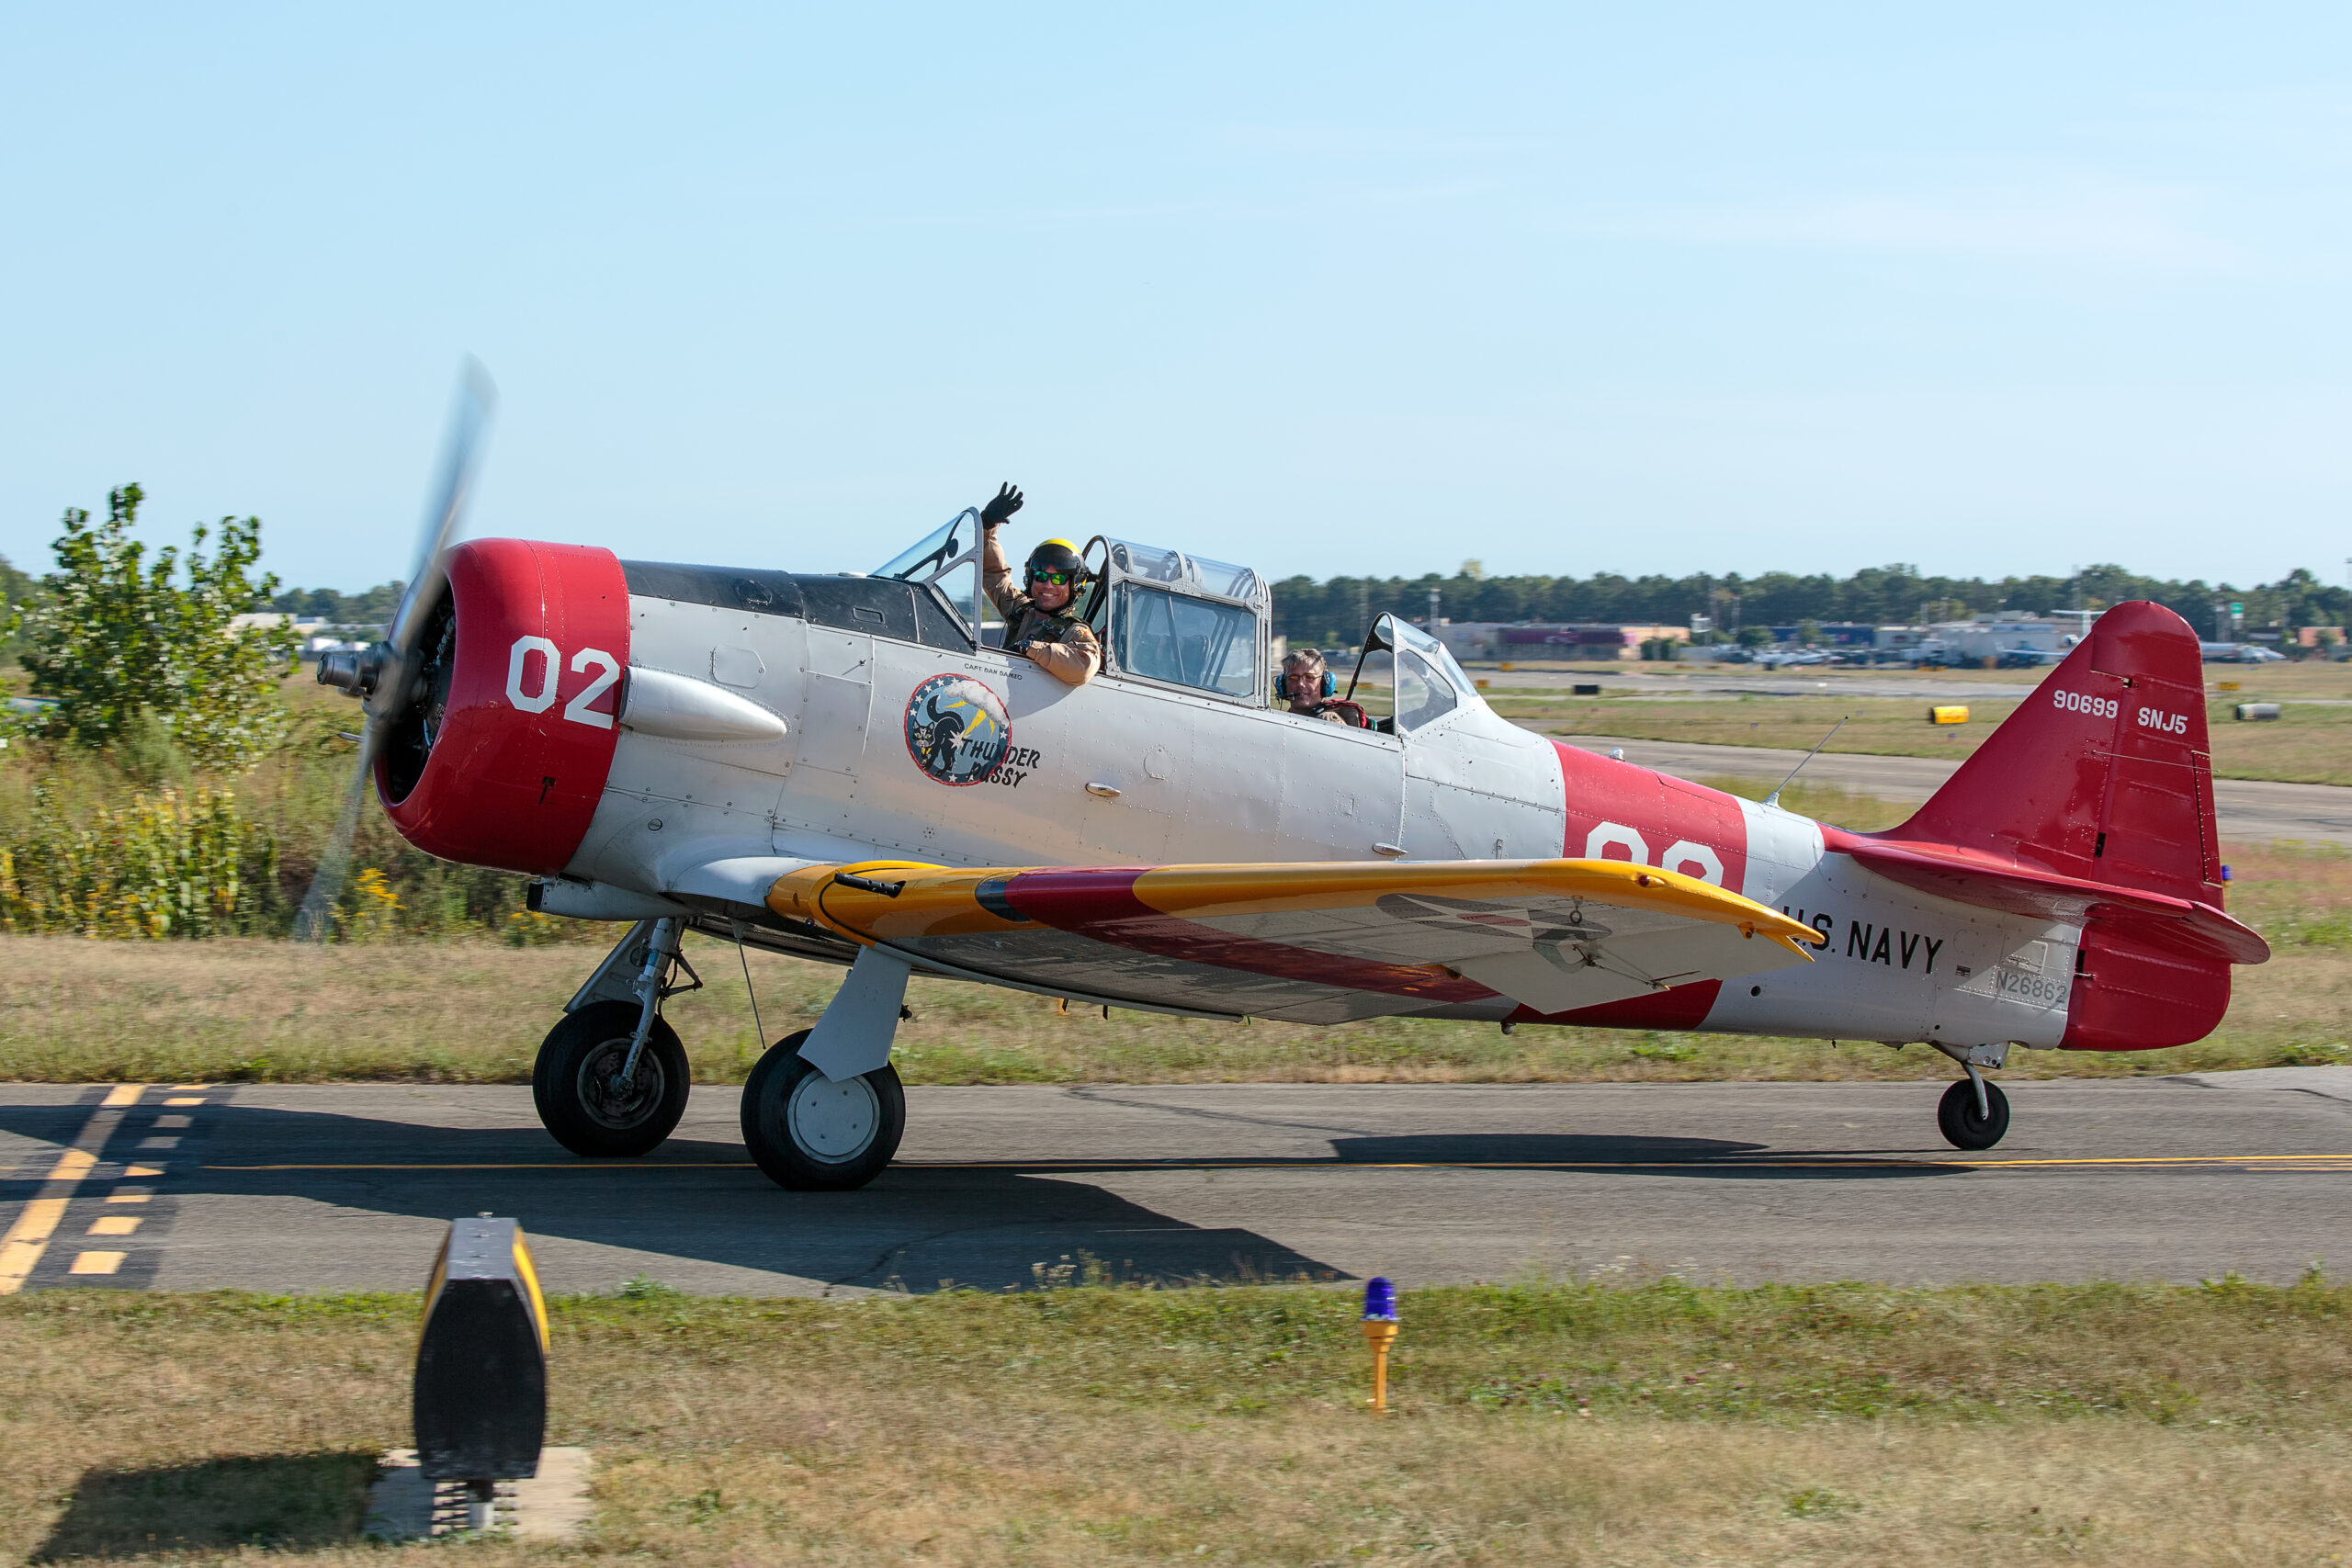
[1937,1077,2010,1151]
[740,1029,906,1191]
[531,999,692,1157]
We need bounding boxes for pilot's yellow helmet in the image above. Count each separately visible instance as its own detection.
[1023,538,1087,587]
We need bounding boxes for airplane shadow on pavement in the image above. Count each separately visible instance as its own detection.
[0,1100,1340,1294]
[0,1099,1963,1297]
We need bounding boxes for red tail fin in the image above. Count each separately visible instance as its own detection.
[1892,601,2219,902]
[1821,603,2259,1051]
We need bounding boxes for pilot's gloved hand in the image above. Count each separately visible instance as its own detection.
[981,482,1024,529]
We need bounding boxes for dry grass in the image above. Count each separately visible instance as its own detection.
[6,1279,2351,1563]
[1487,689,2352,784]
[0,830,2346,1086]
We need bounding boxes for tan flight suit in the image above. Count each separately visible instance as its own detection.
[982,531,1102,687]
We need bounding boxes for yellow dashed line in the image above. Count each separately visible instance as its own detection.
[86,1215,140,1236]
[68,1251,124,1275]
[0,1086,144,1294]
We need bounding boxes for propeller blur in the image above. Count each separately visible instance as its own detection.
[300,359,497,942]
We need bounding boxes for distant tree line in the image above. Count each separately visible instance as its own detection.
[269,581,404,625]
[1272,561,2352,648]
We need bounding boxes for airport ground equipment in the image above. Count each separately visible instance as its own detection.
[304,368,2272,1174]
[414,1216,549,1533]
[1363,1278,1399,1415]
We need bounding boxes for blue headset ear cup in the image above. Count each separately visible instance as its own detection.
[1322,671,1338,697]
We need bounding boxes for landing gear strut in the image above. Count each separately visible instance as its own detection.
[533,917,699,1157]
[533,1000,691,1156]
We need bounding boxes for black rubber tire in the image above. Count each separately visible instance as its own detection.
[1937,1077,2010,1151]
[740,1029,906,1191]
[531,1000,691,1158]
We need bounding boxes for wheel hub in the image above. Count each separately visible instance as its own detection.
[786,1071,879,1162]
[578,1039,664,1129]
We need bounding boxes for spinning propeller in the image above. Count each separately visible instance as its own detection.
[296,359,498,942]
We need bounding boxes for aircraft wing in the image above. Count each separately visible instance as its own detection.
[766,859,1820,1024]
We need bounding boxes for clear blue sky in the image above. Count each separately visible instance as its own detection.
[4,4,2347,592]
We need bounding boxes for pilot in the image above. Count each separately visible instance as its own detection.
[978,483,1101,686]
[1280,649,1350,722]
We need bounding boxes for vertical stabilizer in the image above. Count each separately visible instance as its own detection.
[1889,602,2218,904]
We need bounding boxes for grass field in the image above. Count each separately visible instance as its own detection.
[0,817,2343,1088]
[7,1277,2350,1563]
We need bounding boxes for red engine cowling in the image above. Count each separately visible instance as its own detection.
[379,538,630,874]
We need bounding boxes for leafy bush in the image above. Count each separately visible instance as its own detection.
[6,484,296,773]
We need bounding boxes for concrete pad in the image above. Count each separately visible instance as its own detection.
[364,1448,591,1541]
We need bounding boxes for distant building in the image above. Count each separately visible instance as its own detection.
[1915,613,2078,662]
[1759,622,1878,648]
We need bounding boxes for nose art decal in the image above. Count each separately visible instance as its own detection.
[903,673,1012,786]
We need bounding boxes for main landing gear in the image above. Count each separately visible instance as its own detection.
[740,1030,905,1190]
[531,919,910,1190]
[1931,1044,2011,1151]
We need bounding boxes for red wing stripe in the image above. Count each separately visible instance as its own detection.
[1001,869,1496,1003]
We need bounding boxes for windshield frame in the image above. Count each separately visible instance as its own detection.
[872,509,986,632]
[1343,614,1479,733]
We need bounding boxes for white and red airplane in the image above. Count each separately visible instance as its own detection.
[313,373,2267,1190]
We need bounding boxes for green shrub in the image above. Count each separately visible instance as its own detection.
[0,784,277,938]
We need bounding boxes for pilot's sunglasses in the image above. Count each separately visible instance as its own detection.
[1032,569,1076,586]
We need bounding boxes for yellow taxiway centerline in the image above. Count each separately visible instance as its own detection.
[194,1152,2352,1174]
[0,1085,143,1294]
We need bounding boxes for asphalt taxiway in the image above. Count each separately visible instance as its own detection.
[1565,736,2352,849]
[5,1071,2351,1297]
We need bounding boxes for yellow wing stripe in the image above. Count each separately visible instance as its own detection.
[770,858,1821,959]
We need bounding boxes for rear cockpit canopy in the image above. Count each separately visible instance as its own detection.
[874,513,1273,704]
[1088,537,1268,701]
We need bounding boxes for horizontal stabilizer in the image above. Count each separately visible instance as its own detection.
[1826,829,2268,965]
